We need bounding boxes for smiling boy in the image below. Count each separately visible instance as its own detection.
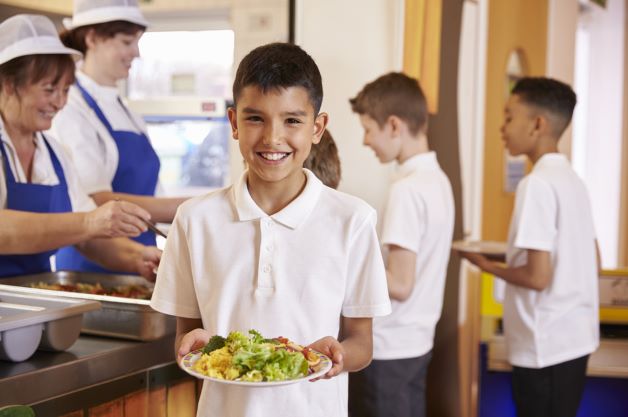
[458,77,600,417]
[150,43,391,417]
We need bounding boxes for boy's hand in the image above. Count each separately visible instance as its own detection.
[177,328,211,361]
[308,336,345,381]
[457,251,490,270]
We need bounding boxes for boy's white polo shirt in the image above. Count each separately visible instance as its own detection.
[372,151,454,359]
[151,169,391,417]
[504,153,599,368]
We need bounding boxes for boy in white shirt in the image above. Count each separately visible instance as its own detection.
[348,73,455,417]
[150,43,391,417]
[457,77,600,417]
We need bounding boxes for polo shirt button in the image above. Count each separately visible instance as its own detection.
[262,264,272,273]
[265,244,274,252]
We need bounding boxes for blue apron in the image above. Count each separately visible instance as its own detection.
[0,135,73,278]
[55,81,161,274]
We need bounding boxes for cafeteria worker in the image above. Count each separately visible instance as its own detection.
[51,0,186,273]
[0,14,159,280]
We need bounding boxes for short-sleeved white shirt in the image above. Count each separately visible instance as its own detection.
[373,152,454,359]
[49,71,153,195]
[150,169,391,417]
[504,153,599,368]
[0,119,95,212]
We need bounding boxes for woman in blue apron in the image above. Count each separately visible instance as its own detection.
[52,0,187,274]
[0,14,160,280]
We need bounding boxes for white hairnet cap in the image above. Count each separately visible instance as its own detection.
[63,0,149,30]
[0,14,82,66]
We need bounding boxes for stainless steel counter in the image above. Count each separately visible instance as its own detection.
[0,334,176,406]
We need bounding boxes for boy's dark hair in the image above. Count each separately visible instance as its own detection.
[60,21,146,55]
[349,72,427,136]
[512,77,577,137]
[232,43,323,114]
[303,129,341,189]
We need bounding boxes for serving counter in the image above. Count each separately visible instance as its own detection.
[0,335,198,417]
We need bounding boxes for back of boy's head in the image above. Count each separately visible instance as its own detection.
[511,77,577,138]
[303,129,341,189]
[232,42,323,114]
[349,72,428,135]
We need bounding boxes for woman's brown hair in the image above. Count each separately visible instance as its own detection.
[60,20,146,54]
[0,54,76,95]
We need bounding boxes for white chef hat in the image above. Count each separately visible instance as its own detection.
[0,14,82,67]
[63,0,149,30]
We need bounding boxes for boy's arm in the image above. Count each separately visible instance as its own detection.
[175,317,207,360]
[308,317,372,379]
[459,249,552,291]
[338,316,373,372]
[386,244,417,301]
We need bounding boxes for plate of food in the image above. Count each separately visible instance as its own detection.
[180,329,333,387]
[452,240,507,260]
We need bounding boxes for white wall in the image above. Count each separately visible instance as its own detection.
[573,0,626,268]
[546,0,578,157]
[457,0,488,241]
[293,0,403,213]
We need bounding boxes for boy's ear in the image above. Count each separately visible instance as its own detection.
[388,115,403,138]
[227,107,239,140]
[312,112,329,145]
[531,114,547,137]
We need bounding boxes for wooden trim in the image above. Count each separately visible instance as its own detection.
[403,0,442,113]
[403,0,426,78]
[619,5,628,267]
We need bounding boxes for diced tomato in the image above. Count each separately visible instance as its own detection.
[301,347,311,359]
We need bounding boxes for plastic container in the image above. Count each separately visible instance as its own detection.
[0,290,100,362]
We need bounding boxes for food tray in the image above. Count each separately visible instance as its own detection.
[0,271,175,341]
[452,240,507,261]
[0,289,100,362]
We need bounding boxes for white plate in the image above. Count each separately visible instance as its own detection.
[179,348,333,387]
[452,240,507,258]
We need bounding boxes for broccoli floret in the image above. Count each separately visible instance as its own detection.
[202,335,226,354]
[248,329,265,343]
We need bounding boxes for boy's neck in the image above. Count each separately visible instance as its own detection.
[397,132,429,164]
[247,171,308,216]
[528,136,560,164]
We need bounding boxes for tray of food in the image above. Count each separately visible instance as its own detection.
[452,240,507,261]
[180,330,333,387]
[0,271,175,341]
[0,289,100,362]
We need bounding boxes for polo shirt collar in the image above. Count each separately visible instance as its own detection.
[396,151,439,177]
[233,168,323,229]
[533,153,568,171]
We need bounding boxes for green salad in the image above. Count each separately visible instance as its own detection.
[193,330,311,382]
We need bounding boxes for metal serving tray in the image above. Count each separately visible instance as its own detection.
[0,289,100,362]
[0,271,175,342]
